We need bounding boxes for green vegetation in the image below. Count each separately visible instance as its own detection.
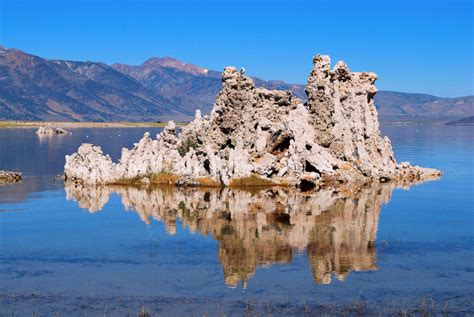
[149,172,179,184]
[0,122,14,128]
[109,173,284,188]
[197,176,222,187]
[229,174,279,187]
[178,136,198,157]
[111,175,145,185]
[111,172,179,185]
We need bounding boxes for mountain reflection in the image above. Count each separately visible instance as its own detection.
[65,182,420,287]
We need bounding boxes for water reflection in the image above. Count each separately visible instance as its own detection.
[65,181,425,287]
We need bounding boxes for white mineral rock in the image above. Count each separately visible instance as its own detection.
[0,170,22,184]
[36,126,68,135]
[64,54,441,187]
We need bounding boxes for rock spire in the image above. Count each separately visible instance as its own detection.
[64,55,440,188]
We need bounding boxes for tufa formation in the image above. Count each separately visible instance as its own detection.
[36,126,68,135]
[64,55,440,188]
[0,170,22,184]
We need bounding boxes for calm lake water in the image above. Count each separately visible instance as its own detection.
[0,126,473,316]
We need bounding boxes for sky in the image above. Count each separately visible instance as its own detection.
[0,0,472,97]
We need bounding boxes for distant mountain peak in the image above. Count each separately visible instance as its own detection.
[0,45,24,56]
[141,56,209,76]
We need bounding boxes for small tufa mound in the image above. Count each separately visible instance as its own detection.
[64,55,441,188]
[0,170,22,184]
[36,126,68,135]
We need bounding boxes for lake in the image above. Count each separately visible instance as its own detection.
[0,125,473,316]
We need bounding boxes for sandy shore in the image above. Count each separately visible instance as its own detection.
[0,121,188,129]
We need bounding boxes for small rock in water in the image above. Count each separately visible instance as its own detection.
[0,170,22,184]
[53,174,66,182]
[54,127,68,134]
[36,126,68,135]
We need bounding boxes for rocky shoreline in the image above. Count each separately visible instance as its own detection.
[64,55,441,189]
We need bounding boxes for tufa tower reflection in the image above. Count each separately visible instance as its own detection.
[65,179,433,287]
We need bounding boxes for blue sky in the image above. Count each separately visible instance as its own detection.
[0,0,472,97]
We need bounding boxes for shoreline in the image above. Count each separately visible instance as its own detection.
[0,121,189,129]
[0,120,466,129]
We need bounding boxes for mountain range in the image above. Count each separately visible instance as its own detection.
[0,46,472,123]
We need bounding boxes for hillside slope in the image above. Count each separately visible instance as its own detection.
[0,46,472,122]
[112,58,308,115]
[446,115,474,126]
[375,91,473,122]
[0,46,187,121]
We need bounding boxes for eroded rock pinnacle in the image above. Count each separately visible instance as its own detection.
[64,54,441,188]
